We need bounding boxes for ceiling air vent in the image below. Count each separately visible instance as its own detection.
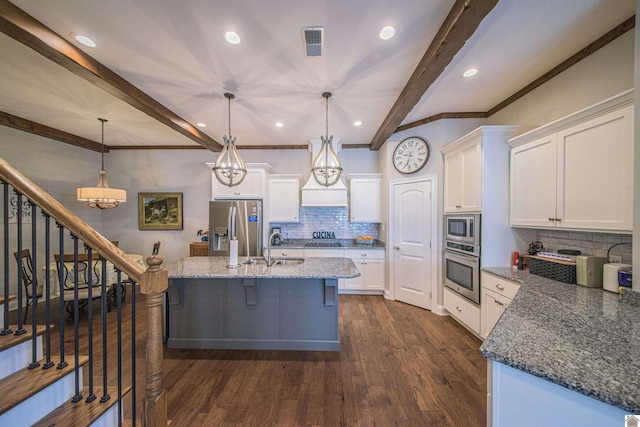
[302,26,324,58]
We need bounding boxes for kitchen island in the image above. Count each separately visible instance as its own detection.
[480,267,640,426]
[164,256,360,351]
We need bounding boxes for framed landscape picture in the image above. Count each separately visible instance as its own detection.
[138,192,183,230]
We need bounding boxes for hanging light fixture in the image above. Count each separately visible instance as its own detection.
[77,118,126,209]
[212,93,247,187]
[311,91,343,187]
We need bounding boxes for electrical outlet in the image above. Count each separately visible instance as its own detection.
[609,255,623,263]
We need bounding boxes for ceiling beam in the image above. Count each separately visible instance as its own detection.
[396,112,488,133]
[0,0,222,152]
[0,110,107,152]
[369,0,499,150]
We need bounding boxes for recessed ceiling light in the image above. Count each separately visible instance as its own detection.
[275,122,284,128]
[378,26,396,40]
[462,68,478,78]
[72,33,96,47]
[353,120,362,126]
[224,31,241,44]
[196,122,207,128]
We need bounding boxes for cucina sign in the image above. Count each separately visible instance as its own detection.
[312,231,336,239]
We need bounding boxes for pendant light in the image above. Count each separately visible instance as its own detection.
[311,92,342,187]
[212,93,247,187]
[76,118,126,209]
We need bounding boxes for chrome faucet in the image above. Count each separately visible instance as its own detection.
[265,231,282,266]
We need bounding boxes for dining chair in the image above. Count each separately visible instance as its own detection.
[54,253,110,321]
[13,249,44,323]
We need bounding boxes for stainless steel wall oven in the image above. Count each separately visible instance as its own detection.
[443,214,480,305]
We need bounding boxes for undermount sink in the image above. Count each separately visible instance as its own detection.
[243,257,305,266]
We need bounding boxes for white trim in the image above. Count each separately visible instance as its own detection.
[387,175,438,311]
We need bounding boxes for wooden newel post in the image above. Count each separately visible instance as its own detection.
[140,253,168,427]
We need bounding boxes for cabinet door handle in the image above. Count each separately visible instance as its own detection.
[362,253,367,257]
[393,246,400,250]
[548,217,555,221]
[555,218,561,222]
[456,306,462,312]
[495,300,504,307]
[495,284,504,291]
[456,205,462,208]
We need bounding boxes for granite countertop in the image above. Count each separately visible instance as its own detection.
[481,267,640,413]
[272,238,386,249]
[165,256,361,280]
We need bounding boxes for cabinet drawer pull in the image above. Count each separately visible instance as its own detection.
[495,284,504,291]
[456,205,462,208]
[456,306,462,312]
[282,252,288,257]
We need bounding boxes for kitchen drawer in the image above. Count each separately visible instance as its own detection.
[444,287,480,334]
[343,248,384,260]
[481,272,520,299]
[270,249,304,258]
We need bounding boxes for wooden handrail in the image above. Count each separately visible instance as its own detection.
[0,155,145,282]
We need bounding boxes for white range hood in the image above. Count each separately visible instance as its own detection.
[301,138,347,207]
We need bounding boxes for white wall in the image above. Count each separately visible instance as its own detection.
[634,4,639,291]
[488,31,634,126]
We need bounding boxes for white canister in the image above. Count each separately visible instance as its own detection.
[603,263,632,292]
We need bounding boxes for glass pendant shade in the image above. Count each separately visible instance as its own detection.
[77,118,126,209]
[312,92,342,187]
[212,93,247,187]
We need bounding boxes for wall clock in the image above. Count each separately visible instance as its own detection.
[392,136,430,174]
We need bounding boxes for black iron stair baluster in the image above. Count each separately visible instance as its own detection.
[14,191,25,336]
[71,235,82,403]
[85,244,96,403]
[28,199,40,369]
[42,212,54,369]
[56,222,67,369]
[1,181,11,336]
[100,256,111,403]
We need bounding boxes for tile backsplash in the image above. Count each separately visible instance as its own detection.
[536,229,632,263]
[270,207,380,240]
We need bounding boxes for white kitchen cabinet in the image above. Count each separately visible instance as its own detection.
[480,272,520,339]
[444,287,480,336]
[303,248,345,258]
[267,175,300,223]
[509,91,634,232]
[348,174,381,222]
[443,138,481,212]
[206,163,272,200]
[340,249,385,294]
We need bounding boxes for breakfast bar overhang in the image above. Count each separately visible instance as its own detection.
[164,256,360,351]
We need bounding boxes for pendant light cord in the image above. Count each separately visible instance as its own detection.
[98,118,107,170]
[228,95,232,137]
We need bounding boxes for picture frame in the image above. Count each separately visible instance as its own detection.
[138,192,183,230]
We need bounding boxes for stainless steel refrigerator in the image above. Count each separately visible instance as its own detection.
[208,200,263,257]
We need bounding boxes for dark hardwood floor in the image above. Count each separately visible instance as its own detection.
[21,291,487,426]
[162,295,486,426]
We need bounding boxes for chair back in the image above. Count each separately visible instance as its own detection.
[152,241,161,255]
[13,249,41,297]
[54,253,100,289]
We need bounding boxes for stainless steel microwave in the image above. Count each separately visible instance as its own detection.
[444,214,480,246]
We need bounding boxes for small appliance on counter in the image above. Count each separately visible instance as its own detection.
[603,263,632,292]
[618,269,632,288]
[575,256,608,288]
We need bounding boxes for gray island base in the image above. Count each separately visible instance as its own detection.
[165,257,360,351]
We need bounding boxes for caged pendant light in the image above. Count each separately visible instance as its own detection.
[311,92,342,187]
[212,93,247,187]
[76,118,126,209]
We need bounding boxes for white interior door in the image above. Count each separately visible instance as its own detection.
[392,179,433,310]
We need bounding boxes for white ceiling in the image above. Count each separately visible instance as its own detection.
[0,0,635,149]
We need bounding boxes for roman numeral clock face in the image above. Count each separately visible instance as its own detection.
[392,136,430,174]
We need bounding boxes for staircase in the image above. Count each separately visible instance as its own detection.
[0,156,168,426]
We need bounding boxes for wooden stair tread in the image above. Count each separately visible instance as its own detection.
[0,324,49,352]
[0,295,16,304]
[33,385,132,427]
[0,355,88,415]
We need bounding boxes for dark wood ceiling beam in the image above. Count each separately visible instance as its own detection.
[0,0,222,151]
[369,0,499,150]
[396,112,488,133]
[0,110,107,152]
